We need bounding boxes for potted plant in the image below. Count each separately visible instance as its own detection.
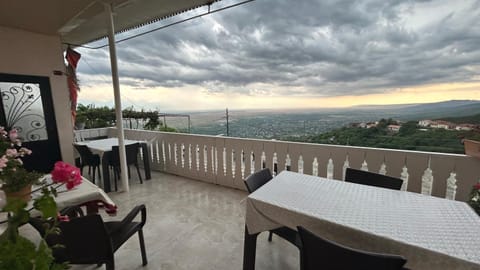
[75,113,87,130]
[0,129,41,200]
[0,127,82,269]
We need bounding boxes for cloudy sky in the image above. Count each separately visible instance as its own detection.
[76,0,480,112]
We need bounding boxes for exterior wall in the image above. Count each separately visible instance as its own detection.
[0,26,74,164]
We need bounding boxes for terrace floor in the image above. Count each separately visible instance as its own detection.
[72,170,299,270]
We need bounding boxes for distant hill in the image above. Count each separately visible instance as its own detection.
[441,113,480,124]
[352,100,480,120]
[405,101,480,120]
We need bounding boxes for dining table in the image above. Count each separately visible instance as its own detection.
[38,174,117,214]
[75,138,151,192]
[0,175,117,251]
[243,170,480,270]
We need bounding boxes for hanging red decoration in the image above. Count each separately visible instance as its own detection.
[65,47,81,124]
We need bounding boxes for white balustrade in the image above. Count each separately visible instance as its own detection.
[326,158,334,179]
[79,128,480,201]
[379,162,387,175]
[298,155,304,174]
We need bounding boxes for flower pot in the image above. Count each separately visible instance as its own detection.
[5,184,32,203]
[464,139,480,158]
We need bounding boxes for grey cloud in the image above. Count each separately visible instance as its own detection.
[77,0,480,97]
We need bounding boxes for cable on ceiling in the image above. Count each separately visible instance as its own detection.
[64,0,256,50]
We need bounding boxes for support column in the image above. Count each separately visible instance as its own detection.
[104,2,129,192]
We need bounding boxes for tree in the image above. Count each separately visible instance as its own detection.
[398,121,418,136]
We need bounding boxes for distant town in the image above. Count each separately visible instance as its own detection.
[351,119,479,133]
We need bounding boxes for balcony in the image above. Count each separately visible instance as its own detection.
[72,127,480,269]
[67,170,297,269]
[76,127,480,202]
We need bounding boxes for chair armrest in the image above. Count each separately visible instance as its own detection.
[110,204,146,234]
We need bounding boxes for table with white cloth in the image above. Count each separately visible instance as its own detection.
[1,175,117,234]
[75,138,151,192]
[38,175,117,214]
[243,171,480,270]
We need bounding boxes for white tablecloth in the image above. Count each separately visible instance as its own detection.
[1,176,117,235]
[35,175,116,212]
[75,138,142,156]
[246,171,480,270]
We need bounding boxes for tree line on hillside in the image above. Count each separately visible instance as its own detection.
[75,104,176,132]
[440,113,480,124]
[288,118,480,154]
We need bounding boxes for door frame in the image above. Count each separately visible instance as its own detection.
[0,73,62,172]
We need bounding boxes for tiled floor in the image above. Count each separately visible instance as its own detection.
[72,171,298,270]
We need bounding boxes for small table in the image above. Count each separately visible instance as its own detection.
[43,175,117,214]
[1,176,117,244]
[75,138,151,192]
[244,171,480,270]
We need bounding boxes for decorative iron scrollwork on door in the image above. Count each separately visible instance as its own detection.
[0,82,48,142]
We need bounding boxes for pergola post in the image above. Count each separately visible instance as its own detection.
[104,2,129,192]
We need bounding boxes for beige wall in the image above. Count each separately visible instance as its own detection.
[0,26,74,164]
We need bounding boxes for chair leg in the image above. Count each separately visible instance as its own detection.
[92,166,96,184]
[138,229,148,266]
[268,231,273,242]
[97,165,102,181]
[113,167,119,191]
[105,260,114,270]
[135,164,143,184]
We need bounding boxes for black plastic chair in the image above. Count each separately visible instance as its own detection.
[244,168,301,249]
[109,143,143,191]
[30,204,147,270]
[74,144,101,184]
[345,168,403,190]
[297,226,408,270]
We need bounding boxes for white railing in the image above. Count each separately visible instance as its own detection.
[74,128,109,142]
[76,128,480,202]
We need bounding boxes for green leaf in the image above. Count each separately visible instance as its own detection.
[33,194,57,219]
[33,240,55,270]
[0,235,36,269]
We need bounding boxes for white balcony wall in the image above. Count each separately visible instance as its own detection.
[81,128,480,202]
[0,26,74,164]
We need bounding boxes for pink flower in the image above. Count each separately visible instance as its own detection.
[51,161,82,190]
[8,129,18,142]
[18,147,32,156]
[474,183,480,190]
[0,155,8,171]
[0,127,7,137]
[5,148,18,158]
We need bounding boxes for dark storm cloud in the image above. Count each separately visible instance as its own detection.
[77,0,480,96]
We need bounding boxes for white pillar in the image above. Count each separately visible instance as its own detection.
[104,3,129,192]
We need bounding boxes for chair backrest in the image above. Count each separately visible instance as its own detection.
[52,214,113,265]
[111,143,140,166]
[345,168,403,190]
[74,144,96,163]
[125,143,140,164]
[244,168,273,193]
[297,226,407,270]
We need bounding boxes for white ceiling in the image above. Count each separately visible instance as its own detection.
[0,0,219,45]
